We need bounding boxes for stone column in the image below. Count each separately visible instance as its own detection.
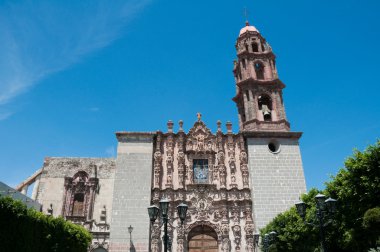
[243,91,251,121]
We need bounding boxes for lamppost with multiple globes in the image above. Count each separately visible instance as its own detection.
[295,193,337,252]
[148,198,188,252]
[263,231,277,252]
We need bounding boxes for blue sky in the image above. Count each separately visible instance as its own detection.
[0,0,379,191]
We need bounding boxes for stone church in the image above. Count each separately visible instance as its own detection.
[16,21,306,252]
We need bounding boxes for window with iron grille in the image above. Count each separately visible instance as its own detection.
[193,159,208,184]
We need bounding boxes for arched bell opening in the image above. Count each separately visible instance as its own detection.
[188,225,218,252]
[258,94,273,121]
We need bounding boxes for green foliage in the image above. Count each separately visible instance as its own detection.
[368,247,380,252]
[363,207,380,230]
[260,189,321,252]
[325,140,380,251]
[0,197,92,252]
[261,140,380,252]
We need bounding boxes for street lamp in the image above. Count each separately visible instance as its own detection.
[263,231,276,252]
[148,198,188,252]
[128,225,133,252]
[295,194,337,252]
[253,232,260,252]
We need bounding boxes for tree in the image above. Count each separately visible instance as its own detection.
[261,140,380,252]
[326,140,380,251]
[0,196,92,252]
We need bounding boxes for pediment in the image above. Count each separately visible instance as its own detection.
[186,120,216,153]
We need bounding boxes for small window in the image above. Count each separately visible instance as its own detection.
[255,62,265,80]
[245,44,249,52]
[193,159,208,184]
[242,59,246,69]
[246,90,250,101]
[72,193,84,216]
[252,43,259,52]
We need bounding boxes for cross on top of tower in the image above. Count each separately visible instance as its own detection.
[243,7,250,26]
[197,112,202,121]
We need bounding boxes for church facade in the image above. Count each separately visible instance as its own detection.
[16,22,306,252]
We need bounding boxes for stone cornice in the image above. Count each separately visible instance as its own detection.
[237,50,275,59]
[236,31,265,43]
[115,131,156,142]
[242,130,303,139]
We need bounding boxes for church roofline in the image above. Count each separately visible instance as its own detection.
[115,131,156,142]
[115,131,156,137]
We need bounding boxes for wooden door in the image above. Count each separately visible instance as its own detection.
[188,234,218,252]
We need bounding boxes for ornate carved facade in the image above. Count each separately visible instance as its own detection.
[150,117,256,251]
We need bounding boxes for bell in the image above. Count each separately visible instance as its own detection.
[262,105,271,116]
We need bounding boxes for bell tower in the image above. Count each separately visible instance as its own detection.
[233,21,290,132]
[233,21,307,231]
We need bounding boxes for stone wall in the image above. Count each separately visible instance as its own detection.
[247,137,306,230]
[35,157,116,222]
[109,132,154,252]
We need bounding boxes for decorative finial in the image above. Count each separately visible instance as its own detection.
[167,120,174,133]
[226,121,232,133]
[217,120,222,132]
[178,120,184,132]
[197,112,202,121]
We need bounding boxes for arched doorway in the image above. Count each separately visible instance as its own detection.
[188,225,218,252]
[91,247,107,252]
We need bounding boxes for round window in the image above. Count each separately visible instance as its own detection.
[268,141,280,153]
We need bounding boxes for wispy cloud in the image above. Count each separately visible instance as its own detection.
[0,111,14,121]
[0,0,151,112]
[89,107,100,112]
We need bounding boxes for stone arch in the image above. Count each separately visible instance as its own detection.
[91,247,107,252]
[186,221,221,240]
[258,94,273,121]
[187,223,219,252]
[73,170,89,181]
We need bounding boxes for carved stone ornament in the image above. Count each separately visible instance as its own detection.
[222,238,231,252]
[244,223,254,236]
[151,238,160,252]
[246,237,254,252]
[232,225,242,249]
[186,120,216,153]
